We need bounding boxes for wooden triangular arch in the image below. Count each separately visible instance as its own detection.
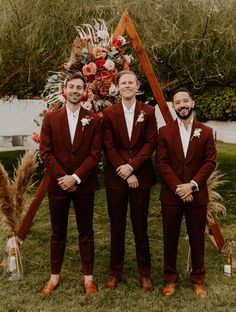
[17,9,226,255]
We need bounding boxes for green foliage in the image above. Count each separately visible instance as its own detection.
[195,87,236,121]
[0,0,236,98]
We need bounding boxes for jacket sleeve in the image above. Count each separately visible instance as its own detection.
[39,113,67,182]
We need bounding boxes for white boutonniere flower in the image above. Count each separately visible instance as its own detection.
[81,115,93,131]
[135,110,146,125]
[191,128,202,140]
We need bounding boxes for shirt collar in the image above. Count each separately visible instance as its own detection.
[66,106,80,118]
[122,101,136,113]
[177,117,193,130]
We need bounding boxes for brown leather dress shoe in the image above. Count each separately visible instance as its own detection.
[162,283,177,297]
[105,276,119,289]
[83,279,98,295]
[140,277,154,292]
[40,276,61,296]
[192,284,207,298]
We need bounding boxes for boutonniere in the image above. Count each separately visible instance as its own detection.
[81,115,93,131]
[191,128,202,140]
[135,110,146,125]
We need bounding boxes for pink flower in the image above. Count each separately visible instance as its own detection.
[82,62,97,76]
[83,35,92,41]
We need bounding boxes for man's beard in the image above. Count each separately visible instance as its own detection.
[175,107,193,120]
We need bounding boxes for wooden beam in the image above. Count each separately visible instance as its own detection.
[16,175,48,241]
[113,10,173,125]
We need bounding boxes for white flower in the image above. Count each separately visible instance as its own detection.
[81,116,93,130]
[108,83,118,96]
[135,110,146,124]
[118,36,126,45]
[97,30,109,40]
[104,59,115,71]
[191,128,202,140]
[81,101,93,111]
[123,54,134,64]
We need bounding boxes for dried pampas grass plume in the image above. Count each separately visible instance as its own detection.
[0,150,38,233]
[207,163,227,224]
[0,163,15,231]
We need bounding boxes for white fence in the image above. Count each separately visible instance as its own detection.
[0,99,235,149]
[0,98,46,149]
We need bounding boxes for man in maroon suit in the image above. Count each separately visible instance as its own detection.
[103,70,157,292]
[39,72,102,296]
[156,88,216,298]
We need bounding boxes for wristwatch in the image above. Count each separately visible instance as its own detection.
[190,180,198,192]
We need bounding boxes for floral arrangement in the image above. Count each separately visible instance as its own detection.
[33,20,133,143]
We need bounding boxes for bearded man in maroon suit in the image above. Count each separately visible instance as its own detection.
[156,88,216,298]
[39,72,102,296]
[103,70,157,292]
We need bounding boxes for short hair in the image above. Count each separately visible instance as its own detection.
[116,70,140,86]
[64,71,86,87]
[172,87,193,102]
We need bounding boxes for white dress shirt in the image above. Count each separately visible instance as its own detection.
[177,118,199,190]
[122,101,136,141]
[66,106,81,184]
[66,106,80,143]
[177,118,193,158]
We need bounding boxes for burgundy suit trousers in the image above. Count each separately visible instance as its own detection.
[106,187,151,278]
[48,191,95,275]
[161,202,207,284]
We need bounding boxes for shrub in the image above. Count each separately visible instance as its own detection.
[195,87,236,121]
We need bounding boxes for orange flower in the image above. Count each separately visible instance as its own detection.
[123,63,129,70]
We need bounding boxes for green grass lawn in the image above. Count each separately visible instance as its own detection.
[0,142,236,312]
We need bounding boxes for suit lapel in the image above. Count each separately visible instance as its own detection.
[172,120,185,163]
[71,106,85,152]
[185,120,200,162]
[60,106,72,152]
[130,101,141,147]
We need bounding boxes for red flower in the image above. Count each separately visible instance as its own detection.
[95,70,110,80]
[112,38,122,49]
[32,132,40,144]
[95,59,106,71]
[82,89,89,101]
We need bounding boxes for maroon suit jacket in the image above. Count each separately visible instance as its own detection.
[156,119,216,206]
[103,101,157,190]
[39,105,102,193]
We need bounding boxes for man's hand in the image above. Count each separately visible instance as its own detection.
[182,194,194,203]
[116,164,133,180]
[175,182,193,200]
[58,175,77,191]
[127,174,139,188]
